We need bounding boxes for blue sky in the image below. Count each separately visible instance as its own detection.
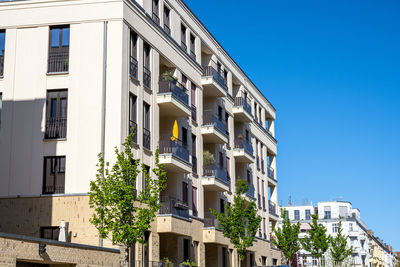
[186,0,400,250]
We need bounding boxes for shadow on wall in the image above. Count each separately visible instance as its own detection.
[0,98,59,240]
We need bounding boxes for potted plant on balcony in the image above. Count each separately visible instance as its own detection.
[160,70,178,82]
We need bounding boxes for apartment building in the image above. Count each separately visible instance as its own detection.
[0,0,280,266]
[368,231,398,267]
[282,201,371,266]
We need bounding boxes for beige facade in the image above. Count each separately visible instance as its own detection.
[0,0,280,266]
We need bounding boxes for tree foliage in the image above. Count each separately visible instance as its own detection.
[271,208,301,265]
[89,134,167,248]
[210,179,262,266]
[329,222,353,267]
[301,214,330,265]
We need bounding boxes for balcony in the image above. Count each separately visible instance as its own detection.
[48,51,69,73]
[269,200,279,218]
[201,111,228,144]
[45,117,67,139]
[159,196,189,219]
[201,66,227,97]
[0,55,3,77]
[157,79,191,117]
[129,56,138,79]
[233,97,252,122]
[267,166,276,181]
[143,66,151,89]
[203,212,229,244]
[245,184,256,200]
[157,196,192,234]
[159,139,191,173]
[233,139,254,163]
[202,164,230,192]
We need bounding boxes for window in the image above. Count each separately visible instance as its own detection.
[182,127,188,148]
[261,180,265,209]
[294,210,300,220]
[143,43,151,88]
[226,157,230,180]
[222,247,228,267]
[143,102,151,149]
[220,199,225,213]
[332,223,339,233]
[0,30,5,77]
[191,84,196,121]
[129,93,137,143]
[285,210,289,219]
[43,156,66,194]
[163,6,170,34]
[129,31,138,78]
[152,0,160,24]
[182,182,188,204]
[349,223,353,232]
[306,209,311,220]
[262,256,267,265]
[192,134,197,173]
[324,206,331,219]
[219,151,224,169]
[263,218,266,239]
[312,257,318,266]
[48,25,70,73]
[0,92,2,129]
[190,34,196,59]
[181,24,187,51]
[182,74,187,88]
[40,226,60,241]
[257,177,261,209]
[45,90,68,139]
[192,186,197,216]
[183,238,190,261]
[143,165,150,192]
[259,107,262,123]
[218,105,223,121]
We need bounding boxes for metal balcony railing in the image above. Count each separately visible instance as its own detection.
[159,139,190,163]
[143,128,151,150]
[246,184,255,199]
[192,155,197,174]
[202,111,227,136]
[45,117,67,139]
[234,97,252,115]
[204,212,218,228]
[202,66,227,91]
[164,24,171,35]
[143,66,151,89]
[43,184,65,194]
[159,195,189,219]
[267,166,275,180]
[152,12,160,24]
[48,51,69,73]
[203,164,230,185]
[129,120,138,144]
[234,139,254,156]
[0,55,4,77]
[191,105,197,122]
[129,56,138,79]
[159,79,189,106]
[269,200,277,216]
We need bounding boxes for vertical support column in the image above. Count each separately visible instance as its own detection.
[150,231,160,262]
[198,241,206,267]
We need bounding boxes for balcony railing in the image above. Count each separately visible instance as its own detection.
[0,55,4,77]
[159,195,189,219]
[143,66,151,89]
[181,41,187,51]
[204,212,218,228]
[267,166,275,180]
[159,79,189,106]
[269,200,277,216]
[45,117,67,139]
[134,261,172,267]
[159,139,190,163]
[261,159,265,174]
[129,120,138,144]
[43,184,65,194]
[152,12,160,24]
[143,128,151,150]
[234,139,254,156]
[191,105,197,122]
[203,111,227,136]
[129,56,138,79]
[48,51,69,73]
[192,155,197,174]
[203,164,230,185]
[202,66,227,91]
[246,184,255,199]
[234,97,252,115]
[163,24,171,35]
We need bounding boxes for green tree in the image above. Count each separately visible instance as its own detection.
[89,134,167,265]
[210,179,262,267]
[300,214,330,266]
[271,209,301,265]
[329,222,353,267]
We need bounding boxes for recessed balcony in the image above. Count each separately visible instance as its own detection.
[157,80,191,118]
[159,139,192,173]
[201,66,228,97]
[201,111,228,144]
[157,196,192,235]
[269,200,279,219]
[233,139,255,163]
[202,164,230,192]
[245,184,256,201]
[267,166,277,182]
[233,97,253,122]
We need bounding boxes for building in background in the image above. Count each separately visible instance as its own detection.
[0,0,280,266]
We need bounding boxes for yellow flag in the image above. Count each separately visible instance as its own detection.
[171,120,179,141]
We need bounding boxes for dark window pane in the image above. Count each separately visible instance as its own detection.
[0,31,5,56]
[61,28,70,47]
[51,29,60,48]
[51,98,57,118]
[60,98,67,118]
[59,157,65,173]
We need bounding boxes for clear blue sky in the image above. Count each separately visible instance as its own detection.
[186,0,400,250]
